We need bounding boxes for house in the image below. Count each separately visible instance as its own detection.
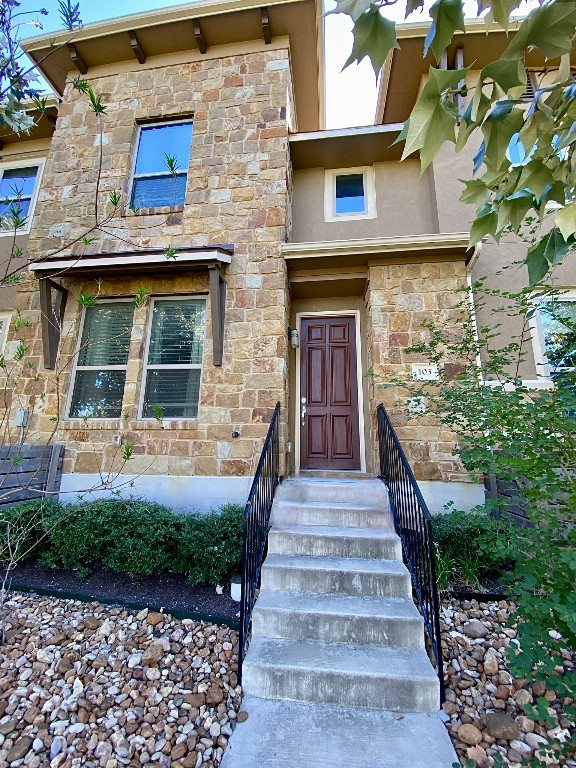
[0,0,572,514]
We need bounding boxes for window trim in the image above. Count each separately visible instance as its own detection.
[0,311,11,352]
[127,118,193,212]
[529,289,576,381]
[0,159,45,236]
[66,298,135,421]
[137,295,207,421]
[324,166,377,223]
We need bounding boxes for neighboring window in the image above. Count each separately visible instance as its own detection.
[324,167,376,222]
[0,164,41,233]
[538,297,576,385]
[130,120,193,209]
[0,311,11,352]
[69,302,135,419]
[140,298,206,419]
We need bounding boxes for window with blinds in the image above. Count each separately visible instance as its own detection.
[130,120,193,210]
[69,302,135,419]
[141,298,206,419]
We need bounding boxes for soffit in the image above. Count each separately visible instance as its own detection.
[21,0,324,132]
[378,21,576,125]
[0,102,58,146]
[289,124,409,170]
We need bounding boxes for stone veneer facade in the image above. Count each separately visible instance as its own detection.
[365,259,470,484]
[10,46,293,492]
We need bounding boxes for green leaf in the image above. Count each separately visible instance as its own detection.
[325,0,372,21]
[481,59,526,92]
[424,0,466,62]
[518,160,556,201]
[556,202,576,240]
[469,205,497,246]
[487,0,523,30]
[459,178,491,207]
[526,229,571,286]
[496,189,535,234]
[402,66,470,170]
[503,0,576,62]
[343,8,399,78]
[482,106,524,171]
[405,0,425,16]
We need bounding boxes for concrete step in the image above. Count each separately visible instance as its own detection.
[242,638,440,712]
[261,554,411,598]
[268,525,401,559]
[271,500,394,529]
[221,697,458,768]
[277,477,388,506]
[252,589,425,648]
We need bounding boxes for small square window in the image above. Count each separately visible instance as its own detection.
[140,298,206,419]
[324,167,376,222]
[130,120,193,210]
[335,173,365,215]
[0,164,42,233]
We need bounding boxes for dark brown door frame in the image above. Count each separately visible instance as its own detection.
[297,313,363,472]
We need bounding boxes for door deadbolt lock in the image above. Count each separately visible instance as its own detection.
[300,397,307,426]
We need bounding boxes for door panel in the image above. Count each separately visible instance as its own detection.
[300,316,361,471]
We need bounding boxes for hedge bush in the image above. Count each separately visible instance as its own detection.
[431,507,518,591]
[2,497,244,584]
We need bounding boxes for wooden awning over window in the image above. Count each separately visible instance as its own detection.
[30,245,233,369]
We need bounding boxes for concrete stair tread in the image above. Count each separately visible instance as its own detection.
[271,524,398,539]
[221,697,457,768]
[276,499,385,512]
[244,637,438,681]
[264,553,408,575]
[255,588,423,622]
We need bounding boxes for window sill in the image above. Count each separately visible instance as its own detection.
[123,204,184,217]
[62,418,199,430]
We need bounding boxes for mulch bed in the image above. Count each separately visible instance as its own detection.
[9,562,239,622]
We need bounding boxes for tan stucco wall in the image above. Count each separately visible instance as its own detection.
[291,160,437,243]
[11,47,294,480]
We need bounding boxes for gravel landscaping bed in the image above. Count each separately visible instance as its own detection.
[441,598,575,767]
[0,593,243,768]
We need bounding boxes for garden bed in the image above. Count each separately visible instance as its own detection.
[9,562,239,624]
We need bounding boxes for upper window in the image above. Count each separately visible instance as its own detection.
[0,163,42,234]
[336,174,365,215]
[130,120,193,210]
[140,298,206,419]
[69,302,135,419]
[324,167,376,222]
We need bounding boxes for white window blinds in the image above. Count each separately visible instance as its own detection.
[141,299,206,419]
[69,302,135,419]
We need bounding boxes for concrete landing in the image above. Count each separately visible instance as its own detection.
[221,697,458,768]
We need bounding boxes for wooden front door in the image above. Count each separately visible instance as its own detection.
[300,316,361,471]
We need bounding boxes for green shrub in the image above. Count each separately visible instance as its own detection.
[0,496,245,584]
[41,498,184,577]
[176,502,244,585]
[431,507,518,590]
[0,499,59,563]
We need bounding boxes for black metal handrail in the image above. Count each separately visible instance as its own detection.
[377,404,445,702]
[238,401,280,683]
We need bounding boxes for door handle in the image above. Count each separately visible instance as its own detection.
[301,397,307,426]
